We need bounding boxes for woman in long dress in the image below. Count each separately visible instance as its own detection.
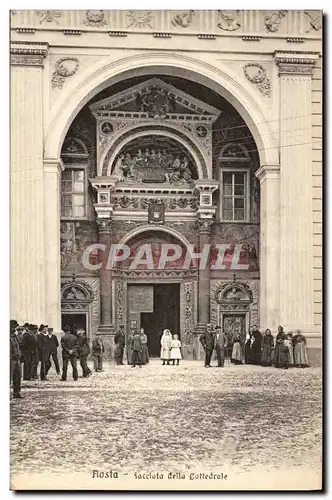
[139,328,149,365]
[274,326,290,369]
[160,329,172,365]
[170,334,182,365]
[293,330,309,367]
[261,329,274,366]
[285,332,294,367]
[231,334,243,364]
[245,332,255,364]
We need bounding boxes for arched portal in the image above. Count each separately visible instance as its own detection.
[55,60,263,360]
[44,52,278,166]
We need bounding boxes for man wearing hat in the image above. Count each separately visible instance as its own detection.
[47,327,60,375]
[60,325,79,381]
[199,323,216,368]
[29,324,40,380]
[38,325,52,381]
[114,325,126,366]
[10,320,22,398]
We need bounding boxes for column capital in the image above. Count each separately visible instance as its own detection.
[43,158,65,175]
[274,51,319,76]
[10,41,49,67]
[197,217,214,235]
[255,164,280,183]
[96,217,112,235]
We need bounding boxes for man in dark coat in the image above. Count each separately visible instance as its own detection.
[38,324,52,381]
[252,325,262,365]
[131,330,143,368]
[77,328,91,377]
[47,327,60,375]
[10,320,22,399]
[199,323,215,368]
[215,326,228,368]
[61,326,79,381]
[114,325,125,365]
[29,324,40,380]
[20,324,34,380]
[92,337,104,372]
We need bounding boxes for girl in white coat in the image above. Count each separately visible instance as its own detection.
[160,329,172,365]
[170,334,182,365]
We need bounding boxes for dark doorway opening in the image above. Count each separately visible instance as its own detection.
[141,283,180,357]
[61,313,87,335]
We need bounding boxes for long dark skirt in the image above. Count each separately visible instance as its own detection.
[245,342,254,364]
[261,346,274,366]
[274,344,290,368]
[141,345,149,364]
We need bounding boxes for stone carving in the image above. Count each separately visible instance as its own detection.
[10,46,48,67]
[35,10,63,24]
[198,219,214,234]
[83,10,107,27]
[251,176,260,222]
[126,11,153,28]
[52,57,79,90]
[183,282,194,345]
[243,63,271,97]
[264,11,287,32]
[116,281,124,325]
[304,11,322,32]
[217,10,241,31]
[100,122,113,135]
[60,222,76,270]
[113,148,193,185]
[172,11,194,28]
[148,201,165,224]
[135,86,176,118]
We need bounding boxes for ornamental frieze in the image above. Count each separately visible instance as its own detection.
[35,10,63,24]
[264,11,287,33]
[83,10,107,27]
[217,10,241,31]
[171,11,195,28]
[126,10,154,28]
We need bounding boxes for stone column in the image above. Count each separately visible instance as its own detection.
[274,51,318,331]
[193,219,213,358]
[255,165,280,332]
[10,43,48,324]
[96,218,115,337]
[43,158,64,332]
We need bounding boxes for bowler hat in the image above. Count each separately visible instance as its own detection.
[10,320,18,329]
[39,324,48,331]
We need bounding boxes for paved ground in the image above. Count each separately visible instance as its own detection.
[10,360,322,490]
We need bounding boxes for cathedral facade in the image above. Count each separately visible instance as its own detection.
[10,10,322,363]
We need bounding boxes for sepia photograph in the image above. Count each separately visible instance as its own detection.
[9,7,323,491]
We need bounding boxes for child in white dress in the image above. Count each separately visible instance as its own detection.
[170,334,182,366]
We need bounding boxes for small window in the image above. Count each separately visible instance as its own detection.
[61,168,86,218]
[221,171,247,222]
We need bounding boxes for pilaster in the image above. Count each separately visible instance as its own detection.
[274,51,318,331]
[10,42,48,324]
[255,164,280,332]
[43,158,64,331]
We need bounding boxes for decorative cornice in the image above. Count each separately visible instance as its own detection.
[10,42,48,66]
[274,51,319,76]
[255,164,280,182]
[96,217,112,235]
[242,36,261,41]
[63,30,82,35]
[43,158,65,175]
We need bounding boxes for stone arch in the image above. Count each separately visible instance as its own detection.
[219,142,250,159]
[61,279,94,303]
[102,126,208,178]
[44,52,278,167]
[62,136,89,156]
[215,281,253,303]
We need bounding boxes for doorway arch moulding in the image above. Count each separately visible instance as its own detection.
[44,52,278,167]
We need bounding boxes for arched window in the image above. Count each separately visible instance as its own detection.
[61,137,89,218]
[218,143,250,222]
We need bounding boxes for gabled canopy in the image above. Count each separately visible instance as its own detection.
[89,77,221,120]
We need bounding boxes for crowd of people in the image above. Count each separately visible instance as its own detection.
[10,319,309,398]
[9,320,105,399]
[199,324,309,369]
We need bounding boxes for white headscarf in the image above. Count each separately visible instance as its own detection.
[162,329,172,337]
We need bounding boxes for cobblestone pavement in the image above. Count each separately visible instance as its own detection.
[10,360,322,490]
